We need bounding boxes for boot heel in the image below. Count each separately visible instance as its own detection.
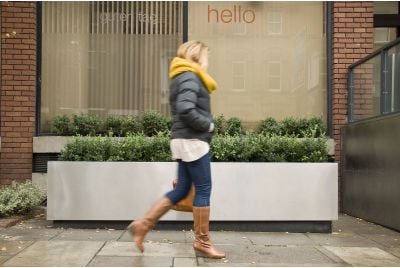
[194,248,207,257]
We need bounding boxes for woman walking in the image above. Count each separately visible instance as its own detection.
[128,40,225,259]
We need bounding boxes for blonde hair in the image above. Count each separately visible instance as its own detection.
[176,40,208,64]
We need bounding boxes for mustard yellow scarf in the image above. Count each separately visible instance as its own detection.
[169,57,217,94]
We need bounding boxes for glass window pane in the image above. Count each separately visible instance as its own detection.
[374,28,397,50]
[374,2,399,14]
[189,2,327,126]
[41,1,182,133]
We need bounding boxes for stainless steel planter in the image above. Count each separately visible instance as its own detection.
[47,162,338,221]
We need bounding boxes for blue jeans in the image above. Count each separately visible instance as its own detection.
[166,153,212,207]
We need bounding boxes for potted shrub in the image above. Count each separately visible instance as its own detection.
[46,118,337,232]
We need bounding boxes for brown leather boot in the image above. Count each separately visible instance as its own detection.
[127,196,173,252]
[192,206,225,259]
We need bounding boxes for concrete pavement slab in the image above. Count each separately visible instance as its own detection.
[386,247,400,259]
[200,244,338,266]
[88,256,173,267]
[332,215,399,236]
[0,256,12,265]
[356,233,400,248]
[0,228,60,241]
[306,231,382,247]
[119,230,187,243]
[245,232,316,246]
[98,241,196,257]
[173,257,198,267]
[325,246,400,267]
[11,219,54,230]
[206,231,253,245]
[52,228,123,241]
[2,240,104,267]
[198,259,348,267]
[0,241,34,256]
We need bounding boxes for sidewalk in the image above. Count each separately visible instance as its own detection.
[1,213,400,267]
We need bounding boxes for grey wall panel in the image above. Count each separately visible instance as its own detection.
[343,113,400,231]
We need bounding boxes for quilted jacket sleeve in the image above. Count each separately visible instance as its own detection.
[175,78,212,132]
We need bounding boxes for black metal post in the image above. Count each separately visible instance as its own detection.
[183,1,188,43]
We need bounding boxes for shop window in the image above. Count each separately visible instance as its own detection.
[189,2,326,123]
[233,22,246,35]
[40,1,182,133]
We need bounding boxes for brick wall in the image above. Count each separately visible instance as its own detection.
[332,1,374,209]
[0,2,37,185]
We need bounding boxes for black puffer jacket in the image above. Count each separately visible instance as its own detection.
[169,71,214,143]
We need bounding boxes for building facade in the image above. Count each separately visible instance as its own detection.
[1,1,399,209]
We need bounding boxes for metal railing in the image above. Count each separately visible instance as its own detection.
[348,37,400,123]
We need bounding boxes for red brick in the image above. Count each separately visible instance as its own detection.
[1,1,36,185]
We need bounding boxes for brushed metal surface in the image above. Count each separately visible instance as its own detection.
[343,113,400,231]
[47,162,338,221]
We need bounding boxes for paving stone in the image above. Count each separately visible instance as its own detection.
[205,231,253,245]
[198,258,347,267]
[200,245,338,266]
[332,215,400,236]
[2,240,104,267]
[357,233,400,248]
[325,246,400,267]
[306,232,381,247]
[334,222,400,236]
[88,256,173,267]
[386,247,400,259]
[0,241,34,256]
[0,228,60,241]
[245,232,316,246]
[52,228,123,241]
[98,241,196,257]
[0,216,25,229]
[173,257,197,267]
[11,218,54,230]
[119,230,187,243]
[0,256,12,265]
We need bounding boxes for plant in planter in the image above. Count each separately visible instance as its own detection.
[213,115,227,135]
[51,115,74,136]
[142,110,170,137]
[49,111,337,227]
[102,115,125,137]
[71,114,102,136]
[257,117,281,136]
[60,133,329,163]
[120,116,143,136]
[226,117,246,136]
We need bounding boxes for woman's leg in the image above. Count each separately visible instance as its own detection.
[166,160,193,204]
[186,153,225,259]
[128,160,192,253]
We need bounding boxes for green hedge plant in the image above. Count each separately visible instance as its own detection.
[142,110,170,137]
[258,116,326,138]
[51,115,74,136]
[257,117,281,136]
[102,115,124,137]
[0,181,45,217]
[121,116,143,136]
[71,114,102,136]
[60,134,329,163]
[50,112,326,139]
[226,117,245,136]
